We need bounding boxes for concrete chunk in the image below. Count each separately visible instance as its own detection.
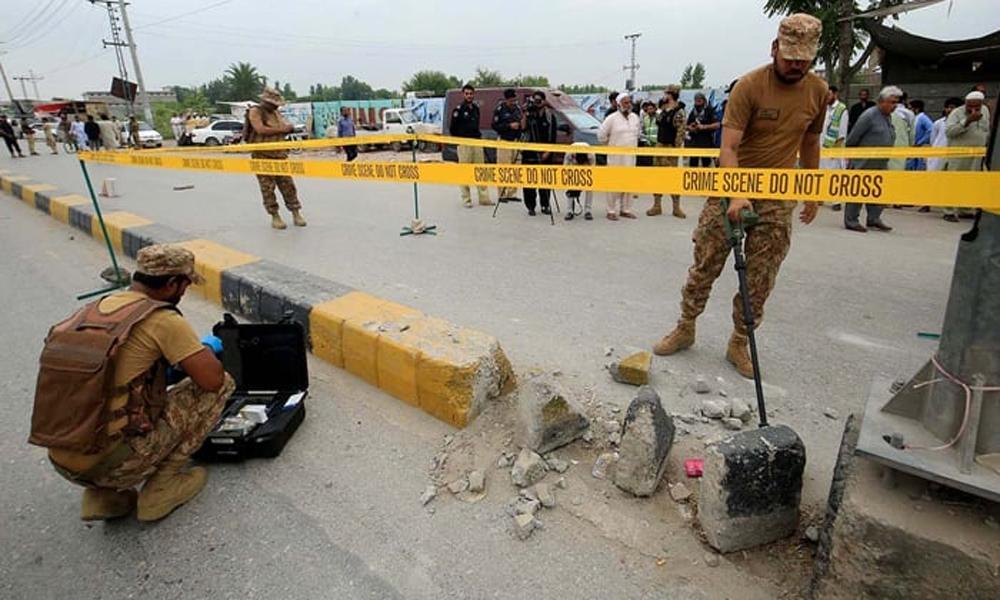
[510,448,547,488]
[513,513,537,540]
[611,351,652,386]
[519,375,590,454]
[699,424,806,553]
[613,386,676,497]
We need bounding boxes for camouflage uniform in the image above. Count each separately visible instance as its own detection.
[89,375,234,490]
[246,88,302,216]
[680,198,793,334]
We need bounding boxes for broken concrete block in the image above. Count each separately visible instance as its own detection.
[519,375,590,454]
[610,351,652,386]
[592,451,619,480]
[700,399,729,420]
[669,482,692,502]
[694,376,711,394]
[535,483,556,508]
[729,398,752,422]
[699,424,806,553]
[511,448,548,488]
[613,386,676,497]
[723,418,743,431]
[419,485,437,506]
[467,470,485,493]
[546,457,570,473]
[447,476,469,494]
[513,513,537,540]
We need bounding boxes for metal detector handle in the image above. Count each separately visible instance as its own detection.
[721,198,769,427]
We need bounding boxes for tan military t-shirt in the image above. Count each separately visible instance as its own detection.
[49,291,204,471]
[722,64,828,169]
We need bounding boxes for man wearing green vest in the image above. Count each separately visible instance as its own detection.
[821,86,848,211]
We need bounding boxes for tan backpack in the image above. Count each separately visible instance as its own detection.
[29,297,174,453]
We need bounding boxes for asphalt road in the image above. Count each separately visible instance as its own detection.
[7,151,960,502]
[0,175,795,599]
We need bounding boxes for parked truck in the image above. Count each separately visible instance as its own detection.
[355,107,440,152]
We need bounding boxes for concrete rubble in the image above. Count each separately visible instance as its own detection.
[613,386,676,497]
[668,482,692,502]
[513,513,538,540]
[610,351,652,386]
[545,457,570,473]
[700,399,728,420]
[591,451,618,480]
[534,483,556,508]
[467,470,486,494]
[693,376,711,394]
[419,485,437,506]
[722,418,743,431]
[518,375,591,454]
[447,476,469,494]
[511,448,548,488]
[728,398,752,422]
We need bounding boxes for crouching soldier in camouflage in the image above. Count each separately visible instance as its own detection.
[31,244,234,522]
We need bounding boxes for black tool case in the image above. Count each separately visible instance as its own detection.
[194,313,308,460]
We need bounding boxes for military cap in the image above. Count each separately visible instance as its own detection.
[136,244,203,284]
[259,87,286,107]
[777,13,821,61]
[665,84,681,94]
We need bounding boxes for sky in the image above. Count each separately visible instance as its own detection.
[0,0,997,100]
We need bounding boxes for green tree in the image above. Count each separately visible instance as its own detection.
[340,75,374,100]
[691,63,706,88]
[224,62,264,100]
[763,0,906,90]
[373,88,396,99]
[281,82,297,101]
[199,77,230,105]
[402,70,462,96]
[679,64,694,88]
[470,67,504,87]
[509,74,550,87]
[559,84,609,94]
[640,83,669,92]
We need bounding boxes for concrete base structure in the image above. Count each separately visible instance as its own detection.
[699,424,806,553]
[811,415,1000,599]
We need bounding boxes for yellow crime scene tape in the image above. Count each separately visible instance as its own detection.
[143,132,987,159]
[79,148,999,210]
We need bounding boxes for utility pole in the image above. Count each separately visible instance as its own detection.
[91,1,134,115]
[0,50,17,105]
[623,33,641,92]
[12,75,30,99]
[13,70,43,100]
[117,1,152,123]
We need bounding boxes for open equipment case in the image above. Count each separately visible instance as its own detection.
[194,313,308,460]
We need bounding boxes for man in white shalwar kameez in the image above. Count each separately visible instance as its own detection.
[598,92,641,220]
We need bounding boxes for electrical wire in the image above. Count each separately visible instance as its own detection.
[6,0,81,52]
[2,0,68,46]
[905,355,1000,452]
[130,0,234,30]
[0,0,59,42]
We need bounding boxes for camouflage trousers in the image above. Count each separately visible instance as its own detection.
[679,198,794,335]
[88,374,234,491]
[255,175,302,214]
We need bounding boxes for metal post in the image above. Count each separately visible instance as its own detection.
[118,0,153,123]
[400,134,436,236]
[0,51,16,105]
[77,159,128,300]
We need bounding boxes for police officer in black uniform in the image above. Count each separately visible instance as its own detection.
[492,88,523,202]
[522,90,558,216]
[450,83,491,206]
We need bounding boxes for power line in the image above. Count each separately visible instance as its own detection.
[3,0,67,46]
[6,0,81,52]
[131,0,234,30]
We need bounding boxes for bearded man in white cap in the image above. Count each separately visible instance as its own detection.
[942,90,991,220]
[597,91,641,220]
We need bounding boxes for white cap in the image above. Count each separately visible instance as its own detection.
[966,90,985,101]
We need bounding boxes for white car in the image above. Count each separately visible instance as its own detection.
[121,121,163,148]
[189,120,243,146]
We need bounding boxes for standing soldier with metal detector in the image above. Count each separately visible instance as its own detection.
[244,87,307,230]
[653,13,828,379]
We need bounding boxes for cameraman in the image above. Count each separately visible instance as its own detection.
[521,90,558,216]
[492,88,523,202]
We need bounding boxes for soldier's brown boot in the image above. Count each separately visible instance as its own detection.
[81,487,137,521]
[671,197,686,219]
[270,213,287,230]
[653,320,695,356]
[726,332,754,379]
[137,459,208,522]
[646,197,663,216]
[291,209,307,227]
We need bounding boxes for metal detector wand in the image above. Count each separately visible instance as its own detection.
[722,198,769,427]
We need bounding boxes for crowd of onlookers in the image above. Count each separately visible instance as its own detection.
[0,112,145,155]
[449,81,992,227]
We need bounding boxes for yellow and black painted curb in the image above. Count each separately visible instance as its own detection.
[0,169,515,428]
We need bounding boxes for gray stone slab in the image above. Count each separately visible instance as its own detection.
[120,223,191,259]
